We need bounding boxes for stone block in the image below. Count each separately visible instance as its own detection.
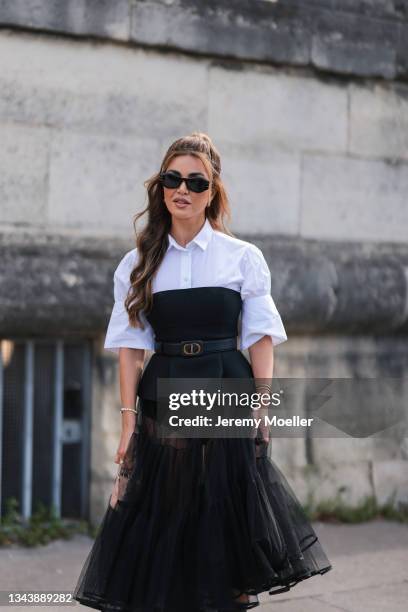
[0,33,208,138]
[48,130,160,230]
[0,0,130,40]
[372,459,408,506]
[349,82,408,160]
[0,122,50,225]
[396,22,408,79]
[311,8,398,79]
[219,143,301,235]
[130,0,310,65]
[313,0,408,21]
[208,67,348,153]
[301,153,408,242]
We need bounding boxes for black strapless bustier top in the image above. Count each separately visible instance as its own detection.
[137,287,254,402]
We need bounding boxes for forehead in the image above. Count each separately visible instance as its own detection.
[166,154,208,177]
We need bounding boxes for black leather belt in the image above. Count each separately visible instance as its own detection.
[154,337,237,357]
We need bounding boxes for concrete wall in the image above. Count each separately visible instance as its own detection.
[1,0,407,79]
[0,1,407,522]
[1,30,408,241]
[274,336,408,510]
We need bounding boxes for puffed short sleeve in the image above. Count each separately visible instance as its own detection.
[239,245,288,351]
[103,249,155,354]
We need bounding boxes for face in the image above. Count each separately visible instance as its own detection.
[162,155,212,221]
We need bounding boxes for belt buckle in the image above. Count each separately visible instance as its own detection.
[181,340,203,356]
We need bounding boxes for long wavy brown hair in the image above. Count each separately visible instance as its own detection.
[124,132,235,331]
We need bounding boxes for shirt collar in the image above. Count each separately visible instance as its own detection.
[166,217,214,252]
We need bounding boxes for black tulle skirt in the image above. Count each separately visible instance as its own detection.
[73,399,332,611]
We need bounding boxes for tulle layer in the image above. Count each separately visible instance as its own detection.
[73,403,332,611]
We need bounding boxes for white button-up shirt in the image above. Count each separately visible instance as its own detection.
[104,218,288,354]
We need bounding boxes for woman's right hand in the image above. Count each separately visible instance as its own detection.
[114,427,134,465]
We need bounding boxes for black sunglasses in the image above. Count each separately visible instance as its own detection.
[159,171,210,193]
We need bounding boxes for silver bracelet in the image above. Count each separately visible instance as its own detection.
[120,407,138,414]
[256,383,272,392]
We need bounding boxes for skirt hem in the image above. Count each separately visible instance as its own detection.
[73,562,333,612]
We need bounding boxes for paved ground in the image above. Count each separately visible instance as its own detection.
[0,520,407,611]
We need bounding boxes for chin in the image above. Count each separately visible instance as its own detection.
[172,207,194,217]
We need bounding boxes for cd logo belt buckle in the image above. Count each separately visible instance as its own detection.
[181,341,203,356]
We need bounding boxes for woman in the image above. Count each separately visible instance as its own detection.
[73,132,332,611]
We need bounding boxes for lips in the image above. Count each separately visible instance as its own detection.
[174,198,191,205]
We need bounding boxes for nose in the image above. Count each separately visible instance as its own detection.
[177,179,188,192]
